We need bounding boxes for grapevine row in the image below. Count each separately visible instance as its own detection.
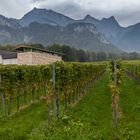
[109,60,122,128]
[123,62,140,82]
[0,62,106,117]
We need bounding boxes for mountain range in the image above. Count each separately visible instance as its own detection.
[0,7,140,53]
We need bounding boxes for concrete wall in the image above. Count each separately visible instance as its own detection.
[0,55,18,65]
[3,58,18,65]
[18,52,62,65]
[18,52,32,65]
[0,55,3,64]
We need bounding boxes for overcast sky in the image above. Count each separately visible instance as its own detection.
[0,0,140,27]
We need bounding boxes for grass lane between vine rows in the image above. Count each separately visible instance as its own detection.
[119,74,140,140]
[0,73,140,140]
[26,73,116,140]
[0,74,114,139]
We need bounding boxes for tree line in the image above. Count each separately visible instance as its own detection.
[0,44,140,61]
[47,44,140,62]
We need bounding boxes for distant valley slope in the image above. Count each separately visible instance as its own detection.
[79,15,140,52]
[0,8,140,52]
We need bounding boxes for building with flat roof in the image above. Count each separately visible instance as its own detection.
[0,45,63,65]
[0,50,17,65]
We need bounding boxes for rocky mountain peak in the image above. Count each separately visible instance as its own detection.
[84,14,93,19]
[19,8,74,27]
[101,16,119,26]
[0,14,20,29]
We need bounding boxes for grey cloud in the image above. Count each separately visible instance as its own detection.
[0,0,140,27]
[115,10,140,26]
[50,2,85,19]
[31,0,46,2]
[39,1,107,19]
[36,1,138,27]
[43,1,140,27]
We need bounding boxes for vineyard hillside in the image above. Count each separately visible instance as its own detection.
[0,61,139,139]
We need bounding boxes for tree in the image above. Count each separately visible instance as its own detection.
[96,52,107,61]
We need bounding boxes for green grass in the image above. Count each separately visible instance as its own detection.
[28,74,116,140]
[0,88,46,116]
[118,75,140,139]
[0,102,48,139]
[0,73,140,140]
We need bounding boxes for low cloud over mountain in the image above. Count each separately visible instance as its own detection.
[0,8,140,52]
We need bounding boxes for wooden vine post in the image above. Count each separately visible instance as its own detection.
[113,60,118,128]
[53,63,57,119]
[0,74,5,113]
[110,60,121,129]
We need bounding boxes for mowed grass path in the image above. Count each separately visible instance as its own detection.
[119,75,140,139]
[29,74,115,140]
[65,74,115,139]
[0,74,140,140]
[0,102,48,139]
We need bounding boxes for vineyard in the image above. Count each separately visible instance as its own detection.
[0,62,106,116]
[123,61,140,83]
[0,61,140,140]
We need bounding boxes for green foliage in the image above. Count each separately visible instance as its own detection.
[109,60,123,86]
[0,62,106,115]
[123,61,140,82]
[47,44,109,62]
[0,65,52,96]
[0,69,140,139]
